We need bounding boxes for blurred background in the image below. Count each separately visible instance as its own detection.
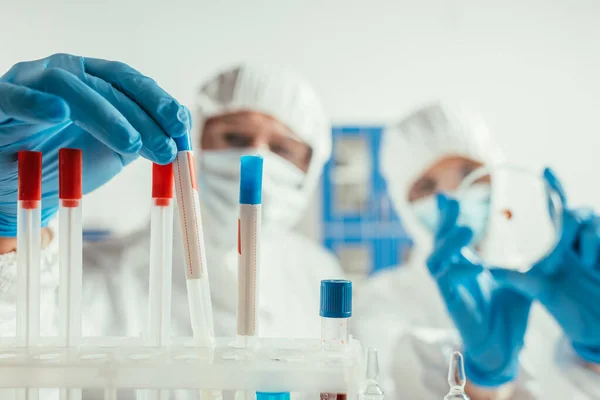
[3,0,600,280]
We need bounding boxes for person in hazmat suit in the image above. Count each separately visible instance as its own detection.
[0,54,342,399]
[353,102,600,399]
[161,63,344,340]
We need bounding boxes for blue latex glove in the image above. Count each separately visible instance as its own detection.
[0,53,190,236]
[427,194,532,387]
[492,168,600,364]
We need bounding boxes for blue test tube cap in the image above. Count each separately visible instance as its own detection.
[256,393,290,400]
[320,279,352,318]
[174,133,192,151]
[239,155,263,204]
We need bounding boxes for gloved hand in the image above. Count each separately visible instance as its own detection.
[427,194,532,387]
[0,53,190,237]
[492,168,600,365]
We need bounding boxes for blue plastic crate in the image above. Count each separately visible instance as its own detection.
[322,126,412,274]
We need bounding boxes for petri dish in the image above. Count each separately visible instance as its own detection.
[455,165,563,272]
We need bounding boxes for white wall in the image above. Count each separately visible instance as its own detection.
[3,0,600,218]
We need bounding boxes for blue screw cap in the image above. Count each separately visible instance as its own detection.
[239,155,263,204]
[174,133,192,151]
[320,280,352,318]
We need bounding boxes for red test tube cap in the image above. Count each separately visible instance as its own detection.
[18,151,42,208]
[152,163,174,206]
[59,149,83,206]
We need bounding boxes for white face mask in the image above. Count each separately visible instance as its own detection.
[196,148,307,247]
[411,184,491,246]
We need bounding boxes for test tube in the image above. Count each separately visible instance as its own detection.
[320,280,352,400]
[172,134,215,346]
[236,155,263,348]
[58,148,83,400]
[173,135,223,400]
[145,162,174,400]
[320,280,352,350]
[16,151,42,400]
[147,162,174,348]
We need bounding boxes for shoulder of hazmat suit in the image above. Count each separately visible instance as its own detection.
[353,101,599,399]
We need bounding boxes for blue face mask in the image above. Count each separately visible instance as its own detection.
[412,185,491,246]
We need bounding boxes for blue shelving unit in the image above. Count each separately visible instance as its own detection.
[322,126,412,276]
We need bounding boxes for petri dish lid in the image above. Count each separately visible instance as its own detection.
[455,165,563,272]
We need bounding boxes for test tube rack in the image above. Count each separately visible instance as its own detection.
[0,337,363,394]
[3,151,364,396]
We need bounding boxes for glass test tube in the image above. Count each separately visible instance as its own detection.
[58,148,83,400]
[236,155,263,348]
[320,280,352,350]
[172,134,215,346]
[147,162,174,348]
[173,135,222,400]
[320,280,352,400]
[16,151,42,400]
[146,162,174,400]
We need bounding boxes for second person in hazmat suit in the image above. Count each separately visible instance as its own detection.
[353,102,600,399]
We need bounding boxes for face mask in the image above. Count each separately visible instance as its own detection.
[411,184,491,246]
[197,148,307,247]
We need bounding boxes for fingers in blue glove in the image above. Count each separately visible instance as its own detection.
[84,74,176,164]
[490,268,542,298]
[25,68,143,155]
[543,167,567,206]
[84,58,190,139]
[428,226,473,277]
[0,82,70,124]
[436,193,460,238]
[579,219,599,270]
[183,106,193,129]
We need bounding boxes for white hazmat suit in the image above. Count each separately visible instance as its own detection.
[353,102,600,399]
[0,64,343,398]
